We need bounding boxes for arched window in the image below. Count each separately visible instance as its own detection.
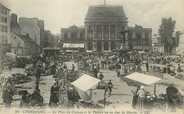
[71,32,77,39]
[111,42,116,50]
[104,42,109,50]
[88,42,93,50]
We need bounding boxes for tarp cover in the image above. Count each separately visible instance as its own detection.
[71,74,100,91]
[77,88,92,102]
[125,72,161,85]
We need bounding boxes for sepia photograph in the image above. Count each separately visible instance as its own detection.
[0,0,184,114]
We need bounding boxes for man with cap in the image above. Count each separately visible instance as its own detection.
[105,80,113,96]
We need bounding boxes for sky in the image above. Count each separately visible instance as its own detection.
[1,0,184,35]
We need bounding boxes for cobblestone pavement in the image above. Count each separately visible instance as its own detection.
[0,62,184,111]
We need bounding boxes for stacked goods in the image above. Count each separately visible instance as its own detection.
[12,73,32,84]
[15,57,32,68]
[108,64,115,70]
[96,81,107,89]
[67,70,79,82]
[25,65,35,76]
[97,99,112,105]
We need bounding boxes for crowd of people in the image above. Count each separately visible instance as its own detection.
[0,51,184,111]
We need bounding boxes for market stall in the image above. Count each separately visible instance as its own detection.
[71,74,103,108]
[123,72,162,94]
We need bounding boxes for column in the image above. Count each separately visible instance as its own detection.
[125,29,128,49]
[85,26,88,38]
[93,41,97,51]
[102,42,104,52]
[85,41,88,50]
[93,25,95,38]
[115,26,118,39]
[102,26,104,40]
[109,42,111,51]
[109,25,111,40]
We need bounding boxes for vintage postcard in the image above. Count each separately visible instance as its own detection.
[0,0,184,114]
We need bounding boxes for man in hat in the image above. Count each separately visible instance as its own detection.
[106,80,113,96]
[49,82,59,108]
[2,84,13,108]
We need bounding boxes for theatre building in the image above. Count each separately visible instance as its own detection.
[84,4,128,52]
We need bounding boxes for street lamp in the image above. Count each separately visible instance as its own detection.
[119,29,128,50]
[117,28,129,62]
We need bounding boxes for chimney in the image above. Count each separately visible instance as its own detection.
[11,13,18,22]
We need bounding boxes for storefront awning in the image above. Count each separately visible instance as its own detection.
[63,43,84,48]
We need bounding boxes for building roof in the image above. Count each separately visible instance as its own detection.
[0,3,10,11]
[16,34,37,45]
[128,25,152,31]
[85,5,127,23]
[61,25,85,32]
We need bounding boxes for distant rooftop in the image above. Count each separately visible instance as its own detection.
[0,3,10,11]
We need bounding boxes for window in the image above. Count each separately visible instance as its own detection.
[17,42,20,47]
[2,36,4,43]
[88,42,93,50]
[96,26,101,38]
[64,33,68,38]
[80,33,83,39]
[0,25,3,32]
[111,42,116,50]
[145,32,149,39]
[71,32,77,39]
[1,17,7,23]
[136,32,142,39]
[103,26,109,39]
[128,32,132,39]
[5,36,7,43]
[0,25,7,32]
[104,42,109,50]
[5,26,7,32]
[1,8,7,15]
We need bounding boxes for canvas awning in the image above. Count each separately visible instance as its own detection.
[43,47,61,50]
[63,43,84,48]
[71,74,100,91]
[151,64,166,68]
[77,88,92,103]
[124,72,162,86]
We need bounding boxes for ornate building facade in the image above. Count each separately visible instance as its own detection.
[84,5,128,52]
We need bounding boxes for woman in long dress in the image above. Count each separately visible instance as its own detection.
[49,82,59,108]
[58,83,68,108]
[137,85,148,109]
[132,86,140,109]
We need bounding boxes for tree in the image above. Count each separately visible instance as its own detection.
[158,17,176,54]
